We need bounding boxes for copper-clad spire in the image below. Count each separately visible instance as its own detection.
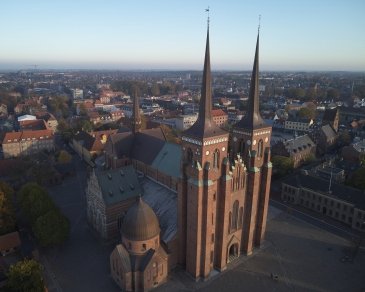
[235,31,266,130]
[183,23,226,138]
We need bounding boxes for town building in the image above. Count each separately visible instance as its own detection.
[284,117,314,133]
[2,129,54,158]
[281,174,365,231]
[72,129,118,166]
[271,134,316,168]
[212,109,228,126]
[72,88,84,99]
[175,113,198,130]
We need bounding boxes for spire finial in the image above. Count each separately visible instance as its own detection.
[205,7,210,29]
[258,14,261,33]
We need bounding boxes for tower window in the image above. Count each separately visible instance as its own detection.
[258,139,264,158]
[187,148,193,163]
[240,139,245,156]
[213,149,220,168]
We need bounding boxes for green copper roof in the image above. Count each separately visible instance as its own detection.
[96,165,141,206]
[151,142,181,178]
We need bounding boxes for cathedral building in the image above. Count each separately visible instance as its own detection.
[108,24,272,290]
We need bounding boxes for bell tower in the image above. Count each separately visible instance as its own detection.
[178,24,230,279]
[229,30,272,255]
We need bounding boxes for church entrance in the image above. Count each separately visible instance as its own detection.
[228,243,239,263]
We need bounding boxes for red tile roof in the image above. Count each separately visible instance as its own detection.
[212,109,227,117]
[0,232,21,252]
[3,129,54,144]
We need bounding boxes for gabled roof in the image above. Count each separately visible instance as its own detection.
[74,130,117,152]
[321,124,337,140]
[0,231,21,251]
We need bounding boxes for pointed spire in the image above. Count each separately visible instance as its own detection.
[199,26,212,124]
[183,22,226,138]
[235,31,266,130]
[132,88,141,133]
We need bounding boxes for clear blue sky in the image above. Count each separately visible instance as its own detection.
[0,0,364,71]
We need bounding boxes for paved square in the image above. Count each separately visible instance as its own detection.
[43,163,365,292]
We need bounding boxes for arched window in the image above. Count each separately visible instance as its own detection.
[228,212,232,233]
[213,149,220,168]
[258,139,264,158]
[239,207,243,228]
[232,200,239,231]
[239,139,245,156]
[187,148,193,163]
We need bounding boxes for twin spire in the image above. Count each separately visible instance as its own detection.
[184,20,265,139]
[235,32,265,129]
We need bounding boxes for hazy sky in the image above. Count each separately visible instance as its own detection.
[0,0,364,71]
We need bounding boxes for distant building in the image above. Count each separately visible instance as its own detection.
[35,112,58,133]
[2,129,54,158]
[0,104,8,119]
[175,114,198,130]
[309,124,338,156]
[341,139,365,165]
[212,109,228,126]
[281,174,365,231]
[19,119,48,131]
[72,88,84,99]
[284,117,314,133]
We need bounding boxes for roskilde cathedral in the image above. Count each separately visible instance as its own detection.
[108,25,272,291]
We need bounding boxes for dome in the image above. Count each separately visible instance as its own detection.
[122,197,160,241]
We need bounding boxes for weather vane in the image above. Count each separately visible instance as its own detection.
[205,6,210,27]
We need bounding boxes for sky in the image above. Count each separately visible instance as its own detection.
[0,0,364,71]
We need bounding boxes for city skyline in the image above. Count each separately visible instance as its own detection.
[1,0,364,71]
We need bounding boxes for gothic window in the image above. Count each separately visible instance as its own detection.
[258,139,264,158]
[187,148,193,163]
[232,200,239,231]
[213,149,220,168]
[239,207,243,228]
[228,212,232,233]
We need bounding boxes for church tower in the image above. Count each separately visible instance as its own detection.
[178,25,231,279]
[131,90,141,133]
[229,31,272,255]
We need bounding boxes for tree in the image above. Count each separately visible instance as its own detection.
[6,259,45,292]
[346,167,365,190]
[33,209,70,247]
[21,187,55,224]
[298,107,315,120]
[160,124,181,144]
[57,150,72,164]
[0,181,16,235]
[338,130,351,146]
[326,88,340,100]
[271,156,294,178]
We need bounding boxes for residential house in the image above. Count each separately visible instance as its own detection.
[271,134,316,168]
[72,129,118,165]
